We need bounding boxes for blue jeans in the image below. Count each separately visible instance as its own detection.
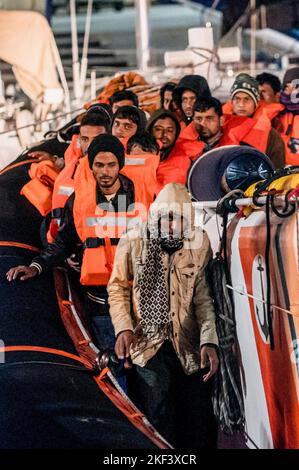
[91,315,127,393]
[91,315,115,351]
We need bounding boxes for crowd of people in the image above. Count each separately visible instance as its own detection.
[5,66,299,448]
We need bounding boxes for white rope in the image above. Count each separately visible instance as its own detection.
[226,284,295,316]
[0,107,84,136]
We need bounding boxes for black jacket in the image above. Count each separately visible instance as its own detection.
[32,174,135,272]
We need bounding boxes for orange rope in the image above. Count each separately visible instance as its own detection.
[0,159,37,176]
[0,241,40,253]
[0,345,92,368]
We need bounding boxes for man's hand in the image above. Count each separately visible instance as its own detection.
[27,151,64,169]
[200,345,219,382]
[6,265,39,282]
[28,150,55,162]
[115,330,134,369]
[67,255,81,272]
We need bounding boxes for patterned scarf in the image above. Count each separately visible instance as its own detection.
[160,236,184,254]
[136,229,172,344]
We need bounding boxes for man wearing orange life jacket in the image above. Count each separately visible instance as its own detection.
[178,96,284,169]
[124,131,160,203]
[7,135,142,364]
[256,72,282,105]
[254,72,285,125]
[221,73,285,168]
[147,109,191,192]
[49,112,111,241]
[223,72,284,123]
[274,67,299,166]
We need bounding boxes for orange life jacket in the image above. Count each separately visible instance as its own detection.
[121,152,159,207]
[73,157,145,286]
[276,112,299,166]
[48,137,82,242]
[156,124,214,193]
[223,100,283,117]
[223,100,283,122]
[253,101,284,122]
[177,114,270,158]
[64,134,81,165]
[176,123,206,160]
[223,114,270,153]
[20,160,60,216]
[155,143,194,194]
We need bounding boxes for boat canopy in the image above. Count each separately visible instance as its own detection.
[0,10,65,103]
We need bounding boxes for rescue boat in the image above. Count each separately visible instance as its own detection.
[0,153,170,449]
[189,145,299,449]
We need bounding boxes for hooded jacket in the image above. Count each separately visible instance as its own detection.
[147,109,192,191]
[172,75,211,125]
[107,183,218,374]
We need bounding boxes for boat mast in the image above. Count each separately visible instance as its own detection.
[135,0,151,73]
[250,0,257,76]
[80,0,93,96]
[70,0,81,101]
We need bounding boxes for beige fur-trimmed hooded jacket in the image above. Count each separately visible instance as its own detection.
[107,183,218,375]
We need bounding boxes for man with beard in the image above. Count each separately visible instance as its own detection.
[108,183,219,448]
[172,74,211,127]
[178,96,285,169]
[6,135,141,370]
[146,109,191,191]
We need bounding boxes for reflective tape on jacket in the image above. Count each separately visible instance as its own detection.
[121,152,159,209]
[73,156,147,286]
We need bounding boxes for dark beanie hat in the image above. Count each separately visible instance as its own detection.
[282,67,299,88]
[172,74,211,107]
[86,102,113,123]
[87,134,125,169]
[28,137,69,159]
[230,73,260,106]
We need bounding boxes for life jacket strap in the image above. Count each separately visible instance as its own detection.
[51,207,64,219]
[83,237,119,249]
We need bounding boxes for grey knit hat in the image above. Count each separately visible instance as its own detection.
[230,73,260,107]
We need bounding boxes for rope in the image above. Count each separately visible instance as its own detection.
[0,345,92,369]
[0,107,84,137]
[0,158,37,176]
[0,241,40,253]
[265,194,275,350]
